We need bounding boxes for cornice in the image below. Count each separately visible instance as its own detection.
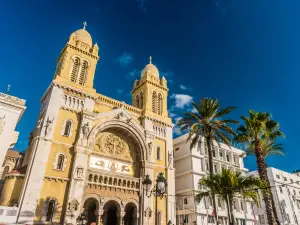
[142,115,173,128]
[66,44,99,60]
[52,81,96,99]
[44,175,69,182]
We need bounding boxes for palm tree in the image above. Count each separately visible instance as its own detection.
[245,138,284,159]
[245,138,284,224]
[178,98,239,223]
[195,169,263,225]
[234,110,284,225]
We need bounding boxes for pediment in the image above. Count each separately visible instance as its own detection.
[92,108,145,135]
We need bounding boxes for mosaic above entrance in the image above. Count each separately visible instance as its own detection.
[89,156,134,176]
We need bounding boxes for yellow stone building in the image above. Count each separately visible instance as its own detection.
[0,24,175,225]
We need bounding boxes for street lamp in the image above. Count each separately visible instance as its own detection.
[142,172,168,225]
[76,211,87,225]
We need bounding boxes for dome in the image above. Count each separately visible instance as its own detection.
[141,63,159,78]
[74,29,92,46]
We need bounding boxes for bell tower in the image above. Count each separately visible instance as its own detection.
[132,56,168,118]
[54,22,99,94]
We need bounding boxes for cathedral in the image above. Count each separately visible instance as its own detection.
[0,24,175,225]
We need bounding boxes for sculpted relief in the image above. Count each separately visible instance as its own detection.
[94,132,132,161]
[91,131,140,177]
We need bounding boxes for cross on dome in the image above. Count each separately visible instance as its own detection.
[149,56,152,64]
[83,21,87,30]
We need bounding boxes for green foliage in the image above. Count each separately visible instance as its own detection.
[234,110,284,143]
[195,169,263,205]
[178,98,239,148]
[245,138,284,159]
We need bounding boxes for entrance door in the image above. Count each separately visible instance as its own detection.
[85,198,97,225]
[104,201,118,225]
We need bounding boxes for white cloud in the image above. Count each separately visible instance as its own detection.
[174,117,182,124]
[171,94,193,108]
[116,52,133,67]
[173,127,182,136]
[180,85,187,90]
[117,89,124,95]
[161,71,174,78]
[191,107,198,113]
[168,112,177,118]
[127,68,141,79]
[180,84,192,91]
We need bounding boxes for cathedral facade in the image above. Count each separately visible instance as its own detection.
[0,24,175,225]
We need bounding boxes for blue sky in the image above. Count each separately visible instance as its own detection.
[1,0,300,172]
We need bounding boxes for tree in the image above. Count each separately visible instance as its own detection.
[195,169,263,225]
[234,110,284,225]
[245,138,284,159]
[245,138,284,224]
[178,98,239,224]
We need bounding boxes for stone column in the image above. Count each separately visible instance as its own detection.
[96,210,104,225]
[16,85,62,224]
[117,212,125,225]
[133,213,139,225]
[65,111,94,225]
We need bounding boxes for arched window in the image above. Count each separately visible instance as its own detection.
[63,120,72,137]
[152,91,157,113]
[1,166,9,180]
[136,95,140,108]
[140,92,144,108]
[56,154,65,170]
[70,57,80,83]
[46,200,56,222]
[79,60,88,86]
[156,147,161,160]
[157,94,163,115]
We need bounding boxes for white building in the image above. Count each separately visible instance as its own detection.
[0,91,26,178]
[248,167,300,225]
[174,133,258,225]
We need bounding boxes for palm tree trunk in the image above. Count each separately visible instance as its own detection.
[264,162,280,225]
[225,195,234,225]
[254,138,276,225]
[206,136,219,225]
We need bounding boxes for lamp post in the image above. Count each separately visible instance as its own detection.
[142,172,169,225]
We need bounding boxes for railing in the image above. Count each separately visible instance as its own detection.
[0,92,26,106]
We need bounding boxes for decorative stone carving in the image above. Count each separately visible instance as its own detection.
[44,116,54,136]
[69,199,79,212]
[82,122,90,139]
[147,142,153,156]
[0,115,5,135]
[144,207,152,218]
[168,151,173,168]
[105,134,126,155]
[74,167,84,180]
[95,133,132,161]
[126,118,132,123]
[115,112,124,119]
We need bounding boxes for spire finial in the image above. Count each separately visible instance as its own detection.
[7,85,10,95]
[149,56,152,64]
[83,21,87,30]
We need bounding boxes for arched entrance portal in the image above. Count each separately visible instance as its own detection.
[123,203,136,225]
[103,200,120,225]
[83,198,98,225]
